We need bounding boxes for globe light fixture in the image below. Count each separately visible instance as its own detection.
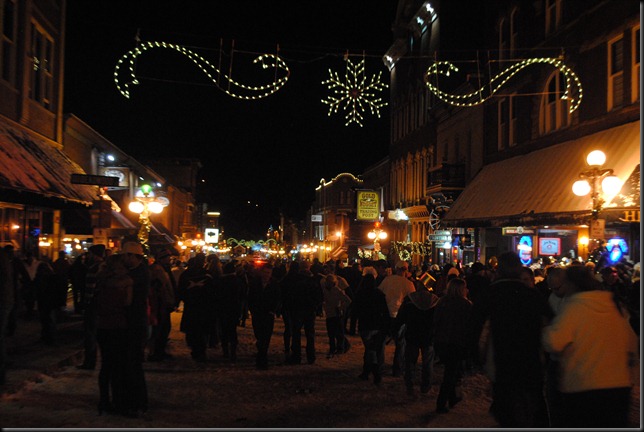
[571,150,621,219]
[128,184,170,252]
[368,222,387,255]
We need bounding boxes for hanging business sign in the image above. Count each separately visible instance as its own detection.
[356,190,380,221]
[589,219,605,239]
[204,228,219,244]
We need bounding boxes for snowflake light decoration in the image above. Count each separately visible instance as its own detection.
[321,58,388,127]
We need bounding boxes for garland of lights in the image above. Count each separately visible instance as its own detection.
[321,57,388,127]
[114,41,290,100]
[424,58,583,113]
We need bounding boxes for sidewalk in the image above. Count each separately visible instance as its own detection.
[1,301,85,397]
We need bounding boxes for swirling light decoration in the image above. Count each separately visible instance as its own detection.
[114,41,290,100]
[424,57,583,113]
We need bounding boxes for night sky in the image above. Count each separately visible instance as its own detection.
[64,1,397,238]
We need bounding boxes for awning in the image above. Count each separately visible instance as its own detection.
[0,122,96,206]
[149,221,176,245]
[442,121,640,227]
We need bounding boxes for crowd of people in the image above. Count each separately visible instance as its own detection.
[0,241,640,426]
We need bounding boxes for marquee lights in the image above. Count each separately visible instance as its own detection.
[424,57,583,113]
[321,58,388,127]
[114,41,290,100]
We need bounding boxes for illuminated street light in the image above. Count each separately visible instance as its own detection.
[128,184,169,253]
[368,222,387,257]
[572,150,621,219]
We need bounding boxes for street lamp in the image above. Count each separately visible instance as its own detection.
[128,184,169,253]
[572,150,621,219]
[368,222,388,257]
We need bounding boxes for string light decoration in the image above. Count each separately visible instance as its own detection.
[321,57,388,126]
[114,41,290,100]
[424,57,583,113]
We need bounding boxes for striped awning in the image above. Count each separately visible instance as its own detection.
[442,121,640,227]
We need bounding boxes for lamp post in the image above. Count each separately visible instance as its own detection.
[572,150,621,219]
[128,184,169,254]
[367,221,387,258]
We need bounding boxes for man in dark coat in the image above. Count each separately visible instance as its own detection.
[121,241,151,417]
[178,253,214,362]
[247,264,283,369]
[395,286,440,396]
[77,244,105,369]
[214,261,245,362]
[471,251,552,427]
[285,260,322,365]
[0,247,14,385]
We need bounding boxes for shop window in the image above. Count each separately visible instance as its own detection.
[540,71,570,134]
[607,34,624,111]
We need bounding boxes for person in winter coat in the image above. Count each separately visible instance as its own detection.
[247,264,283,369]
[147,249,176,361]
[214,261,245,362]
[542,265,638,428]
[178,253,215,362]
[395,284,439,396]
[95,254,133,415]
[352,273,391,385]
[321,274,352,358]
[0,247,14,385]
[284,260,322,365]
[433,278,472,412]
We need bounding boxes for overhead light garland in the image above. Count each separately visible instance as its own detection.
[321,56,388,127]
[114,40,290,100]
[424,57,583,113]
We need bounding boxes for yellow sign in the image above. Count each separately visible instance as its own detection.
[357,191,380,220]
[619,210,640,223]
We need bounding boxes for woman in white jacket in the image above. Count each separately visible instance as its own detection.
[542,265,638,427]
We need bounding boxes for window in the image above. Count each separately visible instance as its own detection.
[1,0,16,84]
[545,0,561,36]
[632,25,640,103]
[498,18,507,61]
[29,22,54,109]
[540,72,570,134]
[608,35,624,111]
[498,95,517,150]
[510,8,519,57]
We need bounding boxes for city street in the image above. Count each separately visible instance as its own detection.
[1,306,639,428]
[0,308,502,428]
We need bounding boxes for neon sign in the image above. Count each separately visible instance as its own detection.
[517,235,533,265]
[606,238,628,263]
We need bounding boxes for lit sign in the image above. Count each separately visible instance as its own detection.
[539,237,561,256]
[517,235,533,265]
[204,228,219,244]
[606,237,628,263]
[357,191,380,221]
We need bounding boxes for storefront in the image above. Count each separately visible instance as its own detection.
[441,121,640,267]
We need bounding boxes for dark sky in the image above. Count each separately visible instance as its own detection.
[64,1,397,238]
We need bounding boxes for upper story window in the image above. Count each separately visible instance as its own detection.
[540,71,570,135]
[29,21,54,109]
[545,0,561,36]
[632,25,639,103]
[607,34,624,111]
[510,8,519,57]
[1,0,17,85]
[498,94,517,150]
[498,17,507,61]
